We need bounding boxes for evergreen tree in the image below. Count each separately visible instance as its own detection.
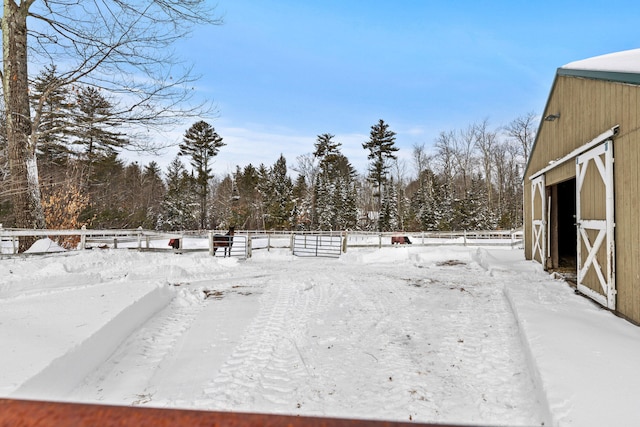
[71,86,128,165]
[30,65,74,166]
[82,153,125,228]
[314,171,333,230]
[158,156,198,230]
[121,162,145,227]
[379,178,399,232]
[313,133,357,230]
[411,169,440,231]
[313,133,341,160]
[362,119,398,231]
[341,181,358,230]
[178,120,225,229]
[234,164,263,229]
[292,174,311,229]
[262,155,294,229]
[141,162,166,229]
[435,179,454,231]
[211,174,234,228]
[256,163,271,229]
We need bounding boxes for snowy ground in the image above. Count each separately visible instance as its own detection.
[1,242,640,426]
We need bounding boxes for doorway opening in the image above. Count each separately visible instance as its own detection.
[548,178,577,273]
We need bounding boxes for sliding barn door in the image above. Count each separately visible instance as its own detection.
[531,175,547,265]
[575,141,616,309]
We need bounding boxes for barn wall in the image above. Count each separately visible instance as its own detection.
[524,75,640,323]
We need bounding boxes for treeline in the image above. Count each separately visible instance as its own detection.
[1,99,535,233]
[0,65,535,232]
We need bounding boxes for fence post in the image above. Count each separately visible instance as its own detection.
[379,234,382,249]
[463,230,467,246]
[208,231,214,256]
[113,238,118,249]
[290,233,294,254]
[342,231,347,253]
[268,233,271,252]
[80,225,87,250]
[137,227,143,250]
[247,234,252,258]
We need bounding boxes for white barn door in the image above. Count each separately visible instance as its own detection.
[575,141,616,309]
[531,175,546,265]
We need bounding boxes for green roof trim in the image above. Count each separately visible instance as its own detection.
[558,68,640,85]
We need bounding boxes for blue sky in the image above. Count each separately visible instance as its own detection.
[135,0,640,177]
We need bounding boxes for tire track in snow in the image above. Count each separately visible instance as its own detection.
[308,269,442,421]
[199,264,343,413]
[401,260,545,425]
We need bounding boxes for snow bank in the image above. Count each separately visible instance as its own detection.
[11,284,175,400]
[25,238,66,253]
[341,245,476,266]
[0,250,242,397]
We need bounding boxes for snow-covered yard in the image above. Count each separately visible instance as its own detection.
[1,243,640,426]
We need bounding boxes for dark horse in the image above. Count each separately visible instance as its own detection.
[213,226,235,257]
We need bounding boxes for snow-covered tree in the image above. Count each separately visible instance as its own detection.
[312,134,357,231]
[260,155,294,230]
[157,157,198,231]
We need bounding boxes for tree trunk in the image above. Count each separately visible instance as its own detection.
[3,0,45,251]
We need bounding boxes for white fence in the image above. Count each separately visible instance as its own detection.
[0,227,250,258]
[0,227,523,257]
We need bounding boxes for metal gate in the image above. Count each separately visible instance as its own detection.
[576,141,616,309]
[531,175,547,265]
[292,234,342,258]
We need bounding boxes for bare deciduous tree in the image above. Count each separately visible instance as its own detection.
[504,111,537,162]
[411,142,431,180]
[474,119,498,208]
[2,0,220,250]
[453,124,477,197]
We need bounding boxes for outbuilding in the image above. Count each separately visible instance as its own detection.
[524,49,640,324]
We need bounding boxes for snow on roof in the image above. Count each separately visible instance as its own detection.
[561,48,640,73]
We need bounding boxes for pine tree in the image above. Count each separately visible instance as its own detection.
[141,162,166,229]
[435,179,454,231]
[118,162,144,227]
[71,86,128,164]
[313,133,357,230]
[314,171,333,230]
[362,119,398,231]
[263,155,294,229]
[83,153,126,228]
[292,174,311,229]
[30,65,74,166]
[234,164,263,229]
[158,156,198,230]
[379,178,399,232]
[179,120,225,229]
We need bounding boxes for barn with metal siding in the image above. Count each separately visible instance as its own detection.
[524,49,640,324]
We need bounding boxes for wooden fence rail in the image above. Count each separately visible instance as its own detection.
[0,226,523,256]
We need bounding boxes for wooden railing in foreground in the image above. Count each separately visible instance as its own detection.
[0,399,471,427]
